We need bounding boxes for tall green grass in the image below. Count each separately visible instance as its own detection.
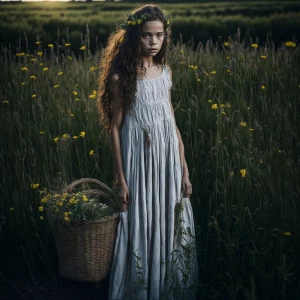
[1,27,300,298]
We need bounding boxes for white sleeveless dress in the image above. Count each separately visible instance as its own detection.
[108,65,198,300]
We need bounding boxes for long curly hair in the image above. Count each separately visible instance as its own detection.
[97,4,172,132]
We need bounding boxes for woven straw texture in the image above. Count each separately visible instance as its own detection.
[49,178,119,282]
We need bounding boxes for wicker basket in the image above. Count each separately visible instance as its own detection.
[49,178,120,282]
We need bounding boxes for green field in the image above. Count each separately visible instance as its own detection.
[1,2,300,299]
[1,1,300,53]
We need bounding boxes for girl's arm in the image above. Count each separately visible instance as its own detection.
[168,70,192,198]
[110,74,130,211]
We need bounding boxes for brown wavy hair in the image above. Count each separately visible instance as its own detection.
[97,4,172,132]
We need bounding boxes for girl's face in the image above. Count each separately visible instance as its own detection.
[140,20,165,58]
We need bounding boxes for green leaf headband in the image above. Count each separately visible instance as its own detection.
[119,13,171,30]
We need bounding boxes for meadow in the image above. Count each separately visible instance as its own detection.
[1,1,300,53]
[1,3,300,299]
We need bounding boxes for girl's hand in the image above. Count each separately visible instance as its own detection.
[182,175,192,198]
[118,182,130,212]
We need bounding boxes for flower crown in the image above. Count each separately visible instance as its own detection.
[119,13,171,30]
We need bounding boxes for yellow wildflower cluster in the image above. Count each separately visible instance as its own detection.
[285,41,296,47]
[16,52,25,57]
[188,65,198,70]
[240,122,247,127]
[89,150,94,156]
[65,43,71,47]
[89,90,97,99]
[80,46,86,51]
[240,169,247,177]
[251,44,258,48]
[31,183,40,189]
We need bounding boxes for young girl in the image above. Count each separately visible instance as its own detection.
[97,4,198,299]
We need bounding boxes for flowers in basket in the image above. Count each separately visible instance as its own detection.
[39,190,117,225]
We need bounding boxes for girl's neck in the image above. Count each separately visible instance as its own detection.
[140,56,156,68]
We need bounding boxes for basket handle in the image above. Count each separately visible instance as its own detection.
[63,178,119,209]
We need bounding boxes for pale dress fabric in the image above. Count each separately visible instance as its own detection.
[108,65,198,300]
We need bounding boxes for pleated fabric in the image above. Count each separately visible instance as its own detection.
[108,65,198,300]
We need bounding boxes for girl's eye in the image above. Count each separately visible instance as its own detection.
[157,33,163,38]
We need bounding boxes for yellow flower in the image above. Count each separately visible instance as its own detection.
[21,82,25,85]
[58,72,63,76]
[53,137,59,143]
[226,103,231,108]
[31,58,37,61]
[73,135,78,139]
[58,202,63,206]
[283,232,291,236]
[48,44,54,48]
[40,63,43,66]
[92,90,97,95]
[79,131,86,137]
[16,52,25,57]
[73,91,78,95]
[64,216,70,222]
[220,104,224,107]
[80,46,86,51]
[67,56,73,61]
[210,71,216,75]
[223,42,229,46]
[208,99,213,103]
[40,131,45,134]
[251,43,258,48]
[32,94,37,98]
[43,67,49,71]
[62,133,70,139]
[226,56,230,60]
[278,149,282,153]
[35,41,41,45]
[3,100,9,104]
[128,20,136,26]
[197,79,201,82]
[65,43,71,47]
[285,41,296,47]
[240,122,247,127]
[37,51,43,56]
[70,113,74,117]
[211,104,218,110]
[54,85,59,88]
[41,197,48,203]
[40,216,44,220]
[75,98,79,101]
[240,169,246,177]
[31,183,40,189]
[260,55,267,59]
[261,85,266,89]
[89,150,94,156]
[38,206,44,212]
[90,66,96,72]
[21,67,28,71]
[30,75,36,80]
[10,207,15,211]
[249,128,254,131]
[221,112,226,115]
[83,194,88,202]
[89,94,96,99]
[138,19,142,24]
